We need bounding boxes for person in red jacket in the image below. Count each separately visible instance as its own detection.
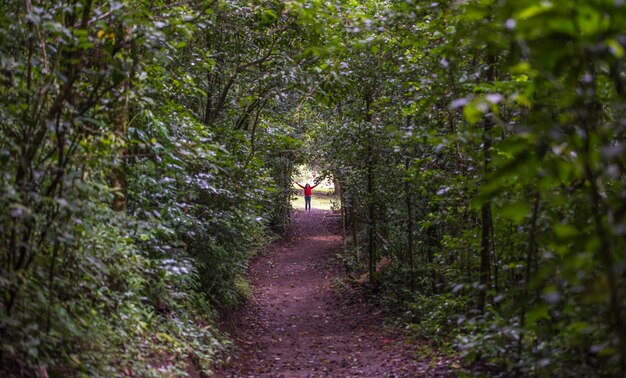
[295,181,319,211]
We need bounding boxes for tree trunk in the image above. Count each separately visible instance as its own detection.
[516,190,540,370]
[477,137,492,313]
[350,196,359,264]
[364,92,376,284]
[112,66,130,211]
[580,64,625,373]
[405,157,415,289]
[478,55,495,313]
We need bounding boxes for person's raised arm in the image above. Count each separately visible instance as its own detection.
[311,178,321,189]
[295,182,305,189]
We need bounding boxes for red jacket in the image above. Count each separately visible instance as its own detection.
[297,183,318,196]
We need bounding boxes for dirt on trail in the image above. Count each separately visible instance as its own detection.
[219,208,443,377]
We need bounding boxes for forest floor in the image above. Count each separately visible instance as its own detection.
[218,208,451,377]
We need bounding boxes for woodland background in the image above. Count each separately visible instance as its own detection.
[1,0,625,376]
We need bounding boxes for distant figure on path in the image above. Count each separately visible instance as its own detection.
[295,181,319,212]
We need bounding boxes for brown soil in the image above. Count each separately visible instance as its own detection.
[219,208,446,377]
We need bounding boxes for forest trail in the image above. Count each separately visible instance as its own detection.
[221,208,439,377]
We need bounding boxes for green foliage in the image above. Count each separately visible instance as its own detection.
[296,0,626,375]
[1,0,305,375]
[2,0,625,375]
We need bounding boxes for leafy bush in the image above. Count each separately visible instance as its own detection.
[1,0,300,376]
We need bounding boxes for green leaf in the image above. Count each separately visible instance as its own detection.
[463,99,488,125]
[607,39,625,58]
[553,223,578,239]
[499,201,530,224]
[518,3,554,20]
[526,303,550,326]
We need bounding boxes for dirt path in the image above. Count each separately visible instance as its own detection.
[221,209,436,377]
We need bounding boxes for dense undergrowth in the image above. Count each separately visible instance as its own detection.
[1,1,302,376]
[303,0,626,376]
